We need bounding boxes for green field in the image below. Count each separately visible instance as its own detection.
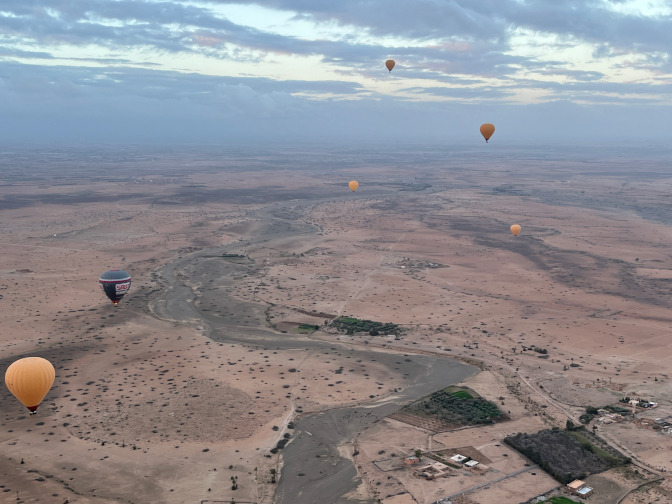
[549,497,576,504]
[294,324,319,334]
[444,386,479,399]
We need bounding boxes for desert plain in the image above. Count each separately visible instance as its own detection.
[2,144,672,503]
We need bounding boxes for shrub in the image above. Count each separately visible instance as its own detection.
[579,413,594,424]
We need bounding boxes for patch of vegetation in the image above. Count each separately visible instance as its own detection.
[294,324,319,334]
[331,317,402,336]
[579,413,594,424]
[504,428,630,484]
[604,405,630,414]
[451,390,473,400]
[402,386,504,427]
[549,497,577,504]
[566,431,627,467]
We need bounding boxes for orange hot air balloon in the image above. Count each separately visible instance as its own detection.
[385,60,395,72]
[5,357,55,415]
[480,123,495,143]
[349,181,359,192]
[510,224,521,237]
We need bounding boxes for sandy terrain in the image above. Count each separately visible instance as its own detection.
[3,145,672,503]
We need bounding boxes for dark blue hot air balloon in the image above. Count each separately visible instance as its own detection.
[99,270,131,306]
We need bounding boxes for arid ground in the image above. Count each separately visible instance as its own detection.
[3,144,672,503]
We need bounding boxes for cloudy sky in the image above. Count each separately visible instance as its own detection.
[1,0,671,144]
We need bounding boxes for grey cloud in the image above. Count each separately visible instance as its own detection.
[0,47,157,65]
[536,68,605,81]
[399,86,515,100]
[217,0,508,41]
[0,61,366,100]
[0,47,54,59]
[1,61,671,145]
[6,0,669,83]
[0,0,527,77]
[209,0,672,54]
[511,77,672,97]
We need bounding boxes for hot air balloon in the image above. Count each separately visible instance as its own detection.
[99,269,132,306]
[349,181,359,192]
[510,224,521,237]
[385,60,395,73]
[480,123,495,143]
[5,357,55,415]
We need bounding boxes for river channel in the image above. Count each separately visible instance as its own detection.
[150,198,478,503]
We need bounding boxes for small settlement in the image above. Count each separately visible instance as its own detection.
[566,479,594,499]
[406,451,488,481]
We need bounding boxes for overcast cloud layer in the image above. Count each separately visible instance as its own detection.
[1,0,671,143]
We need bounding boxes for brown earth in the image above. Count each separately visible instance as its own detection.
[3,146,672,503]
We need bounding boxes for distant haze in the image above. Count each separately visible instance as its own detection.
[0,1,671,145]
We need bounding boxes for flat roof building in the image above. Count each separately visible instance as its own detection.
[566,480,588,496]
[450,454,468,464]
[577,487,594,499]
[417,462,450,480]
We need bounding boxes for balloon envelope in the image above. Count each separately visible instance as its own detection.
[99,269,132,306]
[480,123,496,142]
[349,181,359,192]
[510,224,521,236]
[385,60,395,72]
[5,357,55,413]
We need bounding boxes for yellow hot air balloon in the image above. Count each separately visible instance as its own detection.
[5,357,55,415]
[510,224,521,237]
[480,123,495,143]
[349,181,359,192]
[385,60,395,73]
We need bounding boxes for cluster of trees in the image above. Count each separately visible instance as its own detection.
[270,433,292,454]
[604,404,630,414]
[504,428,629,484]
[407,389,503,427]
[297,324,320,333]
[331,317,402,336]
[579,406,600,425]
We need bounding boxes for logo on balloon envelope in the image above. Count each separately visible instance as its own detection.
[115,282,131,293]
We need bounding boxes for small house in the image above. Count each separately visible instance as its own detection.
[449,454,468,464]
[404,456,420,465]
[566,480,587,495]
[465,460,479,470]
[417,462,450,480]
